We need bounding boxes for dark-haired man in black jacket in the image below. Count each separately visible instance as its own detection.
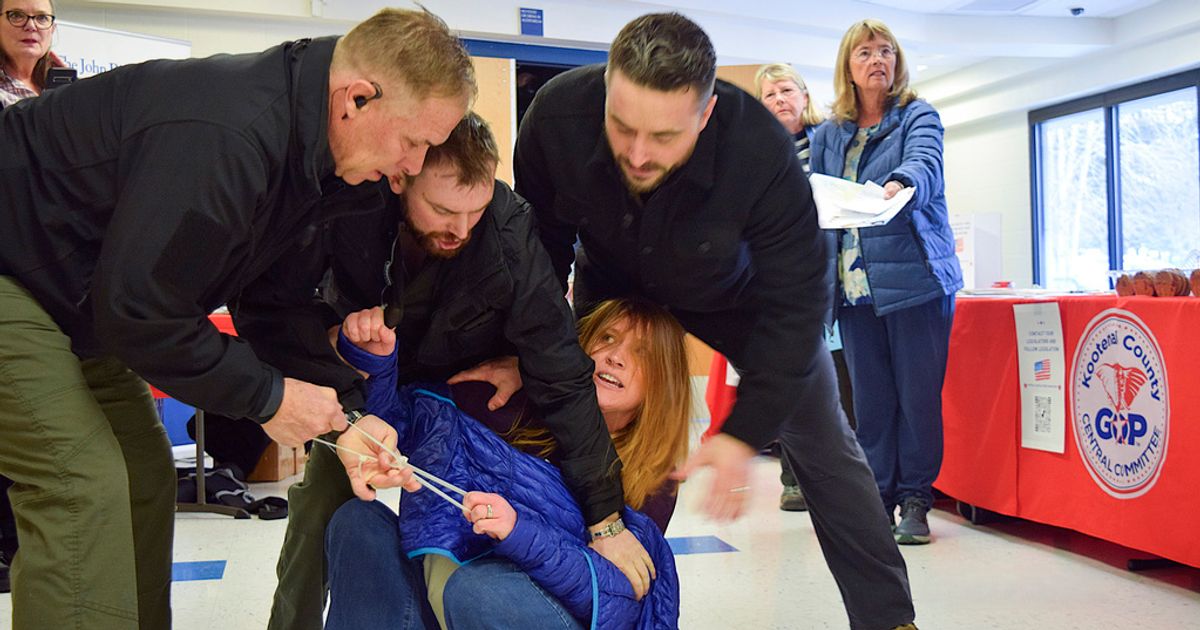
[0,9,472,628]
[513,13,918,630]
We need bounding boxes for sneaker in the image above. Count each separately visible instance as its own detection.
[779,485,808,512]
[895,497,931,545]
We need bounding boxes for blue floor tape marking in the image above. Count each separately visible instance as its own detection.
[667,536,738,555]
[172,560,226,582]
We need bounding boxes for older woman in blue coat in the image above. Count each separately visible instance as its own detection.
[810,19,962,545]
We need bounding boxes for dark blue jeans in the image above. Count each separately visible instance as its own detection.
[325,499,583,630]
[839,294,955,508]
[443,557,585,630]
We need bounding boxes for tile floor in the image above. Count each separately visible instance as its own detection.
[3,435,1199,629]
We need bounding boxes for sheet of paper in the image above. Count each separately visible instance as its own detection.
[809,173,916,229]
[1013,302,1066,453]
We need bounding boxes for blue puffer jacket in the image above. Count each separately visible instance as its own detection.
[338,334,680,630]
[810,98,963,316]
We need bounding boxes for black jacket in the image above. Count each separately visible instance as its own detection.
[0,37,379,421]
[515,65,831,449]
[232,181,623,524]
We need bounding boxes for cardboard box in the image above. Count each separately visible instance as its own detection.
[248,442,307,482]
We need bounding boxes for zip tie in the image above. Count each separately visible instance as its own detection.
[346,420,470,497]
[313,433,468,512]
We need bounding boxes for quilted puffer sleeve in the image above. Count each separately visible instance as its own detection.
[336,330,406,434]
[492,510,640,629]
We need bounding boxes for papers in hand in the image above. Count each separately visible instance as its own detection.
[809,173,915,229]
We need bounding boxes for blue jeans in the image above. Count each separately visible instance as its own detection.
[839,294,955,508]
[443,557,584,630]
[325,500,582,630]
[325,500,438,630]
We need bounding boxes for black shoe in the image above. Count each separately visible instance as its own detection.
[895,497,931,545]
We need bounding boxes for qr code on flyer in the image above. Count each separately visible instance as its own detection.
[1034,395,1052,434]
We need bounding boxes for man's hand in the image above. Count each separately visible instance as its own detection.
[336,414,420,501]
[447,355,522,411]
[342,306,396,357]
[670,433,756,522]
[260,377,347,447]
[462,492,517,540]
[589,514,656,600]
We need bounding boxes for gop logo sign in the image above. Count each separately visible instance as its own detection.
[1071,309,1169,499]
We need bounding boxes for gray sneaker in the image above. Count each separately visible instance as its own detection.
[779,485,808,511]
[895,497,931,545]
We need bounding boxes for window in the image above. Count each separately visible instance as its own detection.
[1117,90,1200,271]
[1039,109,1109,291]
[1030,71,1200,290]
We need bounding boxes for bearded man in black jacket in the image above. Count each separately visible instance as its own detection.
[513,13,919,630]
[0,8,472,629]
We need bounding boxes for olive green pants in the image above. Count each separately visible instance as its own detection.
[0,276,175,629]
[268,435,355,630]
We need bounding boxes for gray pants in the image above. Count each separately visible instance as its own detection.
[777,347,915,629]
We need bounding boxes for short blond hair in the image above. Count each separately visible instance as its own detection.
[830,19,917,123]
[754,63,824,128]
[333,7,476,103]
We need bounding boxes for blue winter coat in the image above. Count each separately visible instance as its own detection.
[338,334,680,630]
[810,98,963,316]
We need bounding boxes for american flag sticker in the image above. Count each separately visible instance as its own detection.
[1034,359,1052,381]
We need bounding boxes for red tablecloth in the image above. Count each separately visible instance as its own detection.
[149,313,237,400]
[936,295,1199,567]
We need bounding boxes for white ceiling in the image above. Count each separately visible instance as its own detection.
[859,0,1160,17]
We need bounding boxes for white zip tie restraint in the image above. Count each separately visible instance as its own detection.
[313,419,468,512]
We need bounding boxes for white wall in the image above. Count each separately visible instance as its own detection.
[918,0,1200,286]
[942,112,1032,285]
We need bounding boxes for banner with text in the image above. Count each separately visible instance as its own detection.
[56,21,191,78]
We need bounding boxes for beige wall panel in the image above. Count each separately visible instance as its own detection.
[469,56,516,186]
[685,334,714,377]
[716,64,761,97]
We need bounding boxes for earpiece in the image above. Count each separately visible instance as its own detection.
[354,81,383,110]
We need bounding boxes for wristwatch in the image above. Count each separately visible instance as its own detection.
[590,517,627,540]
[345,409,366,424]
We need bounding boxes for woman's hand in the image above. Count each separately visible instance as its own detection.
[463,491,517,540]
[336,415,420,500]
[341,306,396,356]
[883,180,905,200]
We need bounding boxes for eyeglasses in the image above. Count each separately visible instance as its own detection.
[853,47,895,63]
[5,10,56,30]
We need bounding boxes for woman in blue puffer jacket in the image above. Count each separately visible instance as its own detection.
[324,298,689,629]
[810,19,963,546]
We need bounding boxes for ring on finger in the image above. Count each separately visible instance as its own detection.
[485,504,494,519]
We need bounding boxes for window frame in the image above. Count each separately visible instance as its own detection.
[1028,69,1200,287]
